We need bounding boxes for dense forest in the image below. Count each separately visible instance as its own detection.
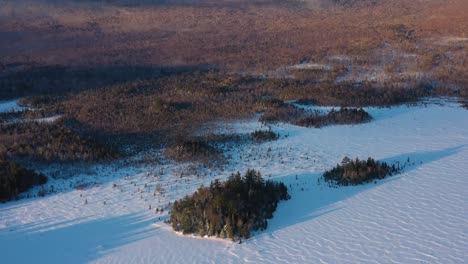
[170,169,290,240]
[0,121,116,162]
[0,156,47,202]
[323,157,402,185]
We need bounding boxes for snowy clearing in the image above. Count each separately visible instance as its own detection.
[287,63,333,71]
[1,99,467,263]
[0,99,27,113]
[0,99,62,124]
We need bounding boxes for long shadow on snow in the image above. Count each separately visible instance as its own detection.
[256,145,464,238]
[0,211,159,264]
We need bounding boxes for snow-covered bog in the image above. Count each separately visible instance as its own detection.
[1,99,467,263]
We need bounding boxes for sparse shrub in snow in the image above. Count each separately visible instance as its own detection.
[251,129,278,142]
[170,169,290,240]
[461,102,468,110]
[165,138,222,164]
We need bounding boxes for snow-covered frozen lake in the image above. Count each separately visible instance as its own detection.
[1,100,467,263]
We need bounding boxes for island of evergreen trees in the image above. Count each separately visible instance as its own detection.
[323,156,402,185]
[170,169,290,240]
[296,107,372,128]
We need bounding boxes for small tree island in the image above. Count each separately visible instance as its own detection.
[170,169,290,241]
[296,107,372,128]
[323,156,403,186]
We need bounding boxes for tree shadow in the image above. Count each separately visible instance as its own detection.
[0,63,213,100]
[0,211,159,264]
[255,145,465,238]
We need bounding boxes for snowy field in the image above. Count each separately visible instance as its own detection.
[1,99,467,263]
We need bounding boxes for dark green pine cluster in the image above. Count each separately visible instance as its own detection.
[323,157,402,185]
[296,107,372,128]
[0,156,48,202]
[170,169,290,240]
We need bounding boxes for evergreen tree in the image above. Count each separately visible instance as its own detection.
[170,169,289,240]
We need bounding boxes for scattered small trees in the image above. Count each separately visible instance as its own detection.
[251,129,278,142]
[170,169,290,240]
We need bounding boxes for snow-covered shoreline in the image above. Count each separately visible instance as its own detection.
[0,99,27,113]
[0,99,62,124]
[1,99,467,263]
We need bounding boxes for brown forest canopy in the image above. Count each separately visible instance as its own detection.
[0,0,466,71]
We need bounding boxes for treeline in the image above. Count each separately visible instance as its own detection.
[259,103,306,124]
[272,81,438,107]
[331,0,375,7]
[296,107,372,128]
[323,157,402,185]
[251,129,279,141]
[0,121,116,162]
[0,156,47,202]
[259,99,372,128]
[170,169,290,240]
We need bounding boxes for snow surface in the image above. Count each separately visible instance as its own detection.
[0,99,26,113]
[288,63,333,71]
[1,100,467,263]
